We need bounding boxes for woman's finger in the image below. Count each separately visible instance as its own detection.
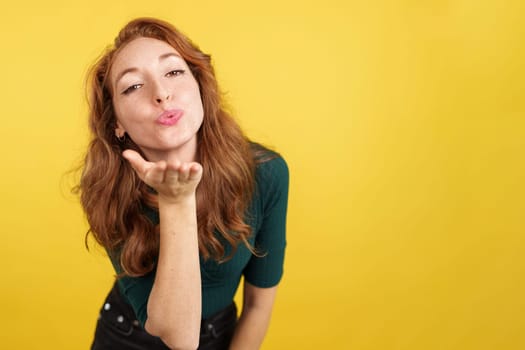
[144,161,167,185]
[165,160,182,183]
[178,163,191,182]
[122,149,151,175]
[188,163,203,181]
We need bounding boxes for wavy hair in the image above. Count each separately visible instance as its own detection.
[78,17,263,277]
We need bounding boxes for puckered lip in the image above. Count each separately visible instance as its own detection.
[156,109,184,126]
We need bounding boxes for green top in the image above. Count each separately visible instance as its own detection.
[108,150,289,326]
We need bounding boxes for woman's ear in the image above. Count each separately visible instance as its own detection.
[115,121,126,138]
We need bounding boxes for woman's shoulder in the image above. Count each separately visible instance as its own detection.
[250,142,288,176]
[250,142,289,196]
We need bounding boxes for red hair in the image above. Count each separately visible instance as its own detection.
[78,18,261,277]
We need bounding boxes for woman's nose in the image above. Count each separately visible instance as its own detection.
[155,95,170,103]
[153,82,171,104]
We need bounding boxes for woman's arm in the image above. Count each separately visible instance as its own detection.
[230,155,289,349]
[228,281,278,350]
[123,150,202,350]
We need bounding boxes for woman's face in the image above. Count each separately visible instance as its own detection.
[110,37,204,162]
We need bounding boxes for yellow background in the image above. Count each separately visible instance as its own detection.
[1,0,524,349]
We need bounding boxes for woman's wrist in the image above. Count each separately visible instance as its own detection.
[157,192,197,208]
[157,193,198,238]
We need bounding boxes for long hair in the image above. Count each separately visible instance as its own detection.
[78,18,259,277]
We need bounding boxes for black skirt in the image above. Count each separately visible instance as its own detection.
[91,282,237,350]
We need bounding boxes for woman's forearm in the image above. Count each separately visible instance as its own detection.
[229,306,273,350]
[145,196,202,350]
[229,283,278,350]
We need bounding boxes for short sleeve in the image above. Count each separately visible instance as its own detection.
[243,156,289,287]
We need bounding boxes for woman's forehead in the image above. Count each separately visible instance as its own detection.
[111,37,183,82]
[114,37,180,66]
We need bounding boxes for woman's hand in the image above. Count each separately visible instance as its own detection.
[122,149,203,204]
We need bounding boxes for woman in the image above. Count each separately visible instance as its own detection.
[78,17,289,350]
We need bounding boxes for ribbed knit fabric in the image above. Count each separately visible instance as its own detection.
[107,148,289,327]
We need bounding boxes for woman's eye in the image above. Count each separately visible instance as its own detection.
[122,84,143,95]
[166,69,185,77]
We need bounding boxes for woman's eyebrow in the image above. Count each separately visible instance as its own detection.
[159,52,182,61]
[114,67,138,87]
[114,52,183,88]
